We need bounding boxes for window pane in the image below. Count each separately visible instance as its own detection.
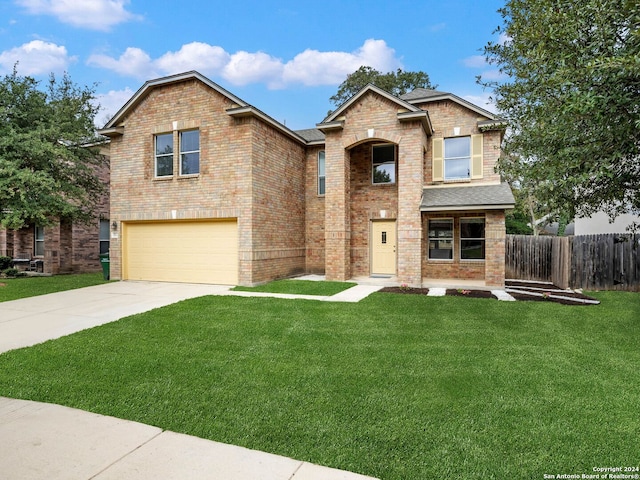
[318,151,325,195]
[372,144,395,184]
[99,219,110,239]
[428,219,453,259]
[445,158,470,179]
[461,218,485,238]
[181,152,200,175]
[373,163,395,183]
[100,240,110,255]
[445,137,470,158]
[461,240,485,259]
[181,130,199,152]
[156,156,173,176]
[156,134,173,155]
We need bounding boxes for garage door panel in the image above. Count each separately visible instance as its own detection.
[124,221,238,285]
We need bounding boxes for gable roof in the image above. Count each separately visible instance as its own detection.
[401,88,502,121]
[318,83,433,134]
[98,71,307,145]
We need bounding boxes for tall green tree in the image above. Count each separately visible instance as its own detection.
[0,69,106,230]
[330,66,436,108]
[482,0,640,222]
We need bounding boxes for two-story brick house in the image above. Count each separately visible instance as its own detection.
[98,71,513,287]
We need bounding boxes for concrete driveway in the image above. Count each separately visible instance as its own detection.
[0,281,232,354]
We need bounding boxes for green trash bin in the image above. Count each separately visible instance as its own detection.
[99,253,110,280]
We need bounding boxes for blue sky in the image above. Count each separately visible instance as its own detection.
[0,0,506,130]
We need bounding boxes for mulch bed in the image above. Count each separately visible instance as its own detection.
[380,281,600,306]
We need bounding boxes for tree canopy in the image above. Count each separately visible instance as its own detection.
[329,66,436,108]
[481,0,640,223]
[0,69,106,230]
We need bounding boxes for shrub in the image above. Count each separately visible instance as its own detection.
[0,256,12,271]
[2,268,21,278]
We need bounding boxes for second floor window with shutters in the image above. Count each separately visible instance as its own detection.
[444,137,471,180]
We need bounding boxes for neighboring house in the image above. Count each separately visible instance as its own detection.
[574,211,640,235]
[98,71,514,287]
[0,145,110,275]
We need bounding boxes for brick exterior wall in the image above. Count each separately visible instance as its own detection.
[108,79,305,286]
[304,146,326,273]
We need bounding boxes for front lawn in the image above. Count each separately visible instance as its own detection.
[0,291,638,479]
[0,273,108,302]
[233,279,356,296]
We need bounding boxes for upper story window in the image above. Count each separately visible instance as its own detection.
[180,130,200,175]
[444,136,471,180]
[318,150,326,195]
[432,135,483,182]
[155,133,173,177]
[372,144,396,184]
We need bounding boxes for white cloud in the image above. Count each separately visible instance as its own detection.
[223,51,284,87]
[463,55,488,69]
[94,87,134,127]
[88,38,403,88]
[15,0,141,31]
[0,40,75,75]
[282,39,401,88]
[156,42,230,77]
[463,93,498,114]
[88,47,156,79]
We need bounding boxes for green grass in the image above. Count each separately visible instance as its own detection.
[0,273,108,302]
[233,279,356,296]
[0,291,638,479]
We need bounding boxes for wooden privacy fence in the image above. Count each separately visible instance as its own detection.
[506,234,640,291]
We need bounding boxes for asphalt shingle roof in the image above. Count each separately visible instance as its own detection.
[420,182,515,211]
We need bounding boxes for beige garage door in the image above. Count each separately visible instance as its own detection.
[123,220,238,285]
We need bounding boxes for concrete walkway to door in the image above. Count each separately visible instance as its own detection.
[0,280,381,480]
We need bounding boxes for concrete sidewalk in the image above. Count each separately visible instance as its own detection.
[0,397,377,480]
[0,280,382,480]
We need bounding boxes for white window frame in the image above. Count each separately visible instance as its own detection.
[34,225,45,257]
[155,133,174,178]
[99,219,110,255]
[428,218,454,260]
[372,143,396,185]
[444,136,471,181]
[317,150,326,195]
[179,129,200,176]
[460,217,485,260]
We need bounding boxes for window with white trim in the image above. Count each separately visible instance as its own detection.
[155,133,173,177]
[99,219,110,254]
[318,150,325,195]
[444,136,470,180]
[180,130,200,175]
[460,218,485,260]
[372,144,396,184]
[34,225,45,257]
[428,219,453,260]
